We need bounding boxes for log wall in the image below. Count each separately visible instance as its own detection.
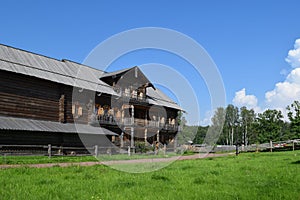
[0,70,62,121]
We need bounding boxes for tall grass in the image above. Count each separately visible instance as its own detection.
[0,151,299,200]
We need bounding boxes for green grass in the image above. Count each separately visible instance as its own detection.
[0,155,98,165]
[0,151,299,200]
[0,152,180,165]
[97,152,178,161]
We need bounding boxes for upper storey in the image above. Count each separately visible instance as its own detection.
[0,44,182,111]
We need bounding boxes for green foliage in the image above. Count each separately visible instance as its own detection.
[182,150,195,155]
[177,125,198,145]
[225,105,239,144]
[205,100,300,145]
[256,109,284,143]
[240,107,256,145]
[193,126,209,144]
[0,151,299,200]
[177,111,185,127]
[134,141,154,153]
[287,101,300,139]
[207,107,226,146]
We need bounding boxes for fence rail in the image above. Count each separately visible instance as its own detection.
[0,144,120,156]
[190,139,300,153]
[0,143,174,157]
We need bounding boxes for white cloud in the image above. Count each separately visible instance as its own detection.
[265,68,300,109]
[233,88,259,111]
[228,39,300,122]
[200,110,214,126]
[232,39,300,116]
[265,39,300,112]
[286,67,300,84]
[280,68,288,76]
[285,39,300,68]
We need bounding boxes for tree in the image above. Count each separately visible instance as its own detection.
[205,107,226,146]
[240,107,256,145]
[193,126,209,144]
[177,111,186,127]
[225,104,239,145]
[256,109,284,143]
[177,125,198,145]
[287,101,300,139]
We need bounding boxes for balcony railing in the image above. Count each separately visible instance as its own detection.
[90,115,179,131]
[114,88,148,103]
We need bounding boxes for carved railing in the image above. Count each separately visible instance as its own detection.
[114,88,148,103]
[91,116,178,131]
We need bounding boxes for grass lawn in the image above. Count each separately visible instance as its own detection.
[0,152,179,165]
[0,151,299,200]
[0,155,98,165]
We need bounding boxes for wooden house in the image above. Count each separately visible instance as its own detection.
[0,44,182,153]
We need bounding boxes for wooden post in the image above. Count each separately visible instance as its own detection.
[144,128,148,144]
[120,132,124,148]
[270,140,273,152]
[48,144,52,158]
[131,127,134,148]
[95,145,99,157]
[131,105,134,124]
[293,140,295,151]
[128,146,131,156]
[131,105,135,148]
[164,144,166,156]
[145,110,148,127]
[174,135,177,153]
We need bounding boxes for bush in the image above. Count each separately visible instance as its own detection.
[135,142,154,153]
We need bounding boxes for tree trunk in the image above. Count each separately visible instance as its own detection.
[231,127,234,146]
[245,124,248,146]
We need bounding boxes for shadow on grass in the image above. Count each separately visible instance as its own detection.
[291,160,300,164]
[151,174,170,182]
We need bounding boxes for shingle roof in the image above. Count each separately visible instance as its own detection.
[100,67,133,78]
[0,44,116,95]
[0,44,182,110]
[146,87,182,110]
[0,116,117,136]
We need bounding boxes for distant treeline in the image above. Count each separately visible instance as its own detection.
[179,101,300,145]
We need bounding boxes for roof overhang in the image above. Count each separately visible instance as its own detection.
[0,116,118,136]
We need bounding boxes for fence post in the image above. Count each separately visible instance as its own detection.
[128,146,131,156]
[48,144,52,158]
[95,145,99,157]
[164,144,166,156]
[293,140,295,151]
[270,140,273,152]
[174,136,177,153]
[120,132,124,148]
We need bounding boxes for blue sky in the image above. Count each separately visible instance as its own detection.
[1,1,300,125]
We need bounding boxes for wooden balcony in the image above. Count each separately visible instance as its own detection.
[115,88,148,104]
[90,115,179,132]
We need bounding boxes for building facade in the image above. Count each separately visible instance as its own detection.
[0,44,182,153]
